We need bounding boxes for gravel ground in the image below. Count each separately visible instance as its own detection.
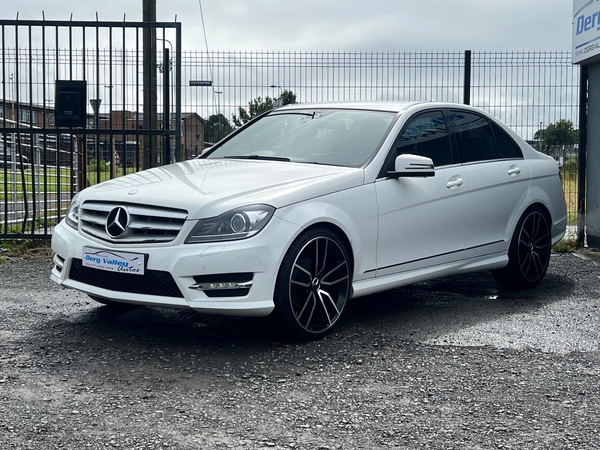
[1,252,600,449]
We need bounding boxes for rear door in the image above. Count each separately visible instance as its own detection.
[450,110,531,259]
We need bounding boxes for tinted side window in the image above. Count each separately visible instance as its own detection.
[394,110,453,167]
[452,111,498,163]
[489,121,523,159]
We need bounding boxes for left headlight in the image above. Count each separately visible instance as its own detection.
[65,193,80,230]
[185,205,275,244]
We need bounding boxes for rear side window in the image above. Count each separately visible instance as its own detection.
[489,121,523,159]
[451,111,498,163]
[394,110,453,167]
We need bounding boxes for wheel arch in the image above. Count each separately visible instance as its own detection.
[275,196,377,282]
[507,201,552,244]
[522,201,552,222]
[298,221,356,277]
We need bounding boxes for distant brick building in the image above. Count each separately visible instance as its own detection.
[0,101,205,166]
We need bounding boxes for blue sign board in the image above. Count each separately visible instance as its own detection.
[573,0,600,64]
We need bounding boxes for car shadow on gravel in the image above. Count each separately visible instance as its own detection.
[339,270,574,340]
[61,304,281,348]
[30,303,287,378]
[31,268,574,365]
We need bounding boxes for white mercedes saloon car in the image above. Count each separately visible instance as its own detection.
[51,102,567,340]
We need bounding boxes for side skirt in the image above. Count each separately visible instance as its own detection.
[351,253,508,299]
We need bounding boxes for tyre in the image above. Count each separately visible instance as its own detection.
[274,228,351,340]
[492,205,551,289]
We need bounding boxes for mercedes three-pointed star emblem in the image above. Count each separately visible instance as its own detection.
[105,207,129,238]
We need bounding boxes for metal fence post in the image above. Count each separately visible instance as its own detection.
[163,47,170,165]
[463,50,471,105]
[578,65,588,247]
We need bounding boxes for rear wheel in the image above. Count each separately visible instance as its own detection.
[274,228,351,340]
[492,206,551,289]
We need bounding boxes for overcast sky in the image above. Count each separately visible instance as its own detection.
[3,0,573,52]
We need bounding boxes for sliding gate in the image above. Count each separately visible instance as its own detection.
[0,18,181,239]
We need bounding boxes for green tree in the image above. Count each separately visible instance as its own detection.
[232,90,297,128]
[534,119,578,148]
[204,113,234,144]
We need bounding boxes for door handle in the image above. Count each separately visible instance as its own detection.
[446,176,464,189]
[507,165,521,176]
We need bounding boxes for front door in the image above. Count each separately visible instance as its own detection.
[375,110,469,277]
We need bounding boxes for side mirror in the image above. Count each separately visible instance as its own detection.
[388,154,435,178]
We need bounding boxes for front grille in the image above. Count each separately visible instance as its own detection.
[69,259,184,298]
[80,201,188,243]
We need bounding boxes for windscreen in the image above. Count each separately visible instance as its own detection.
[205,109,395,167]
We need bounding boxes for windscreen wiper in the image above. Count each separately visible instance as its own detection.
[222,155,291,162]
[270,112,316,118]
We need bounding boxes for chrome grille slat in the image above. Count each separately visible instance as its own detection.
[128,219,183,231]
[79,213,107,226]
[80,201,188,243]
[127,206,188,220]
[83,203,114,212]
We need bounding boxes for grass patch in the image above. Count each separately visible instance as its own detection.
[0,164,136,201]
[0,216,59,235]
[0,239,52,263]
[553,238,579,253]
[562,175,579,226]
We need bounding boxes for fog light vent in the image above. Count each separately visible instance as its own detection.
[53,254,65,273]
[190,273,253,297]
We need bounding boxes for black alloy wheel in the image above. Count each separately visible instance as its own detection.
[492,205,552,289]
[274,228,351,340]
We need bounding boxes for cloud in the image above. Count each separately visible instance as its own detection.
[3,0,573,51]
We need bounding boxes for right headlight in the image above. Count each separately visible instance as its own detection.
[65,194,80,230]
[185,205,275,244]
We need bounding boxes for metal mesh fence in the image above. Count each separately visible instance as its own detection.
[470,51,579,141]
[1,48,580,143]
[187,51,467,124]
[186,50,581,235]
[1,46,582,238]
[184,51,579,142]
[1,20,181,238]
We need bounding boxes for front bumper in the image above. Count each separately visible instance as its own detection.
[50,216,300,316]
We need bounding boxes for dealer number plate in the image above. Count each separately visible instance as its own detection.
[82,247,146,275]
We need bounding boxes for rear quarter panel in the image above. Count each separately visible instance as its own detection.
[525,157,568,245]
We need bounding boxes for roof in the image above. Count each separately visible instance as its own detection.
[276,101,422,113]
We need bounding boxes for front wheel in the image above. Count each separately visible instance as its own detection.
[492,206,551,289]
[274,228,351,340]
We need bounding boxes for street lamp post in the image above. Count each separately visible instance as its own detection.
[270,85,284,108]
[10,73,15,122]
[89,99,103,184]
[215,91,223,141]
